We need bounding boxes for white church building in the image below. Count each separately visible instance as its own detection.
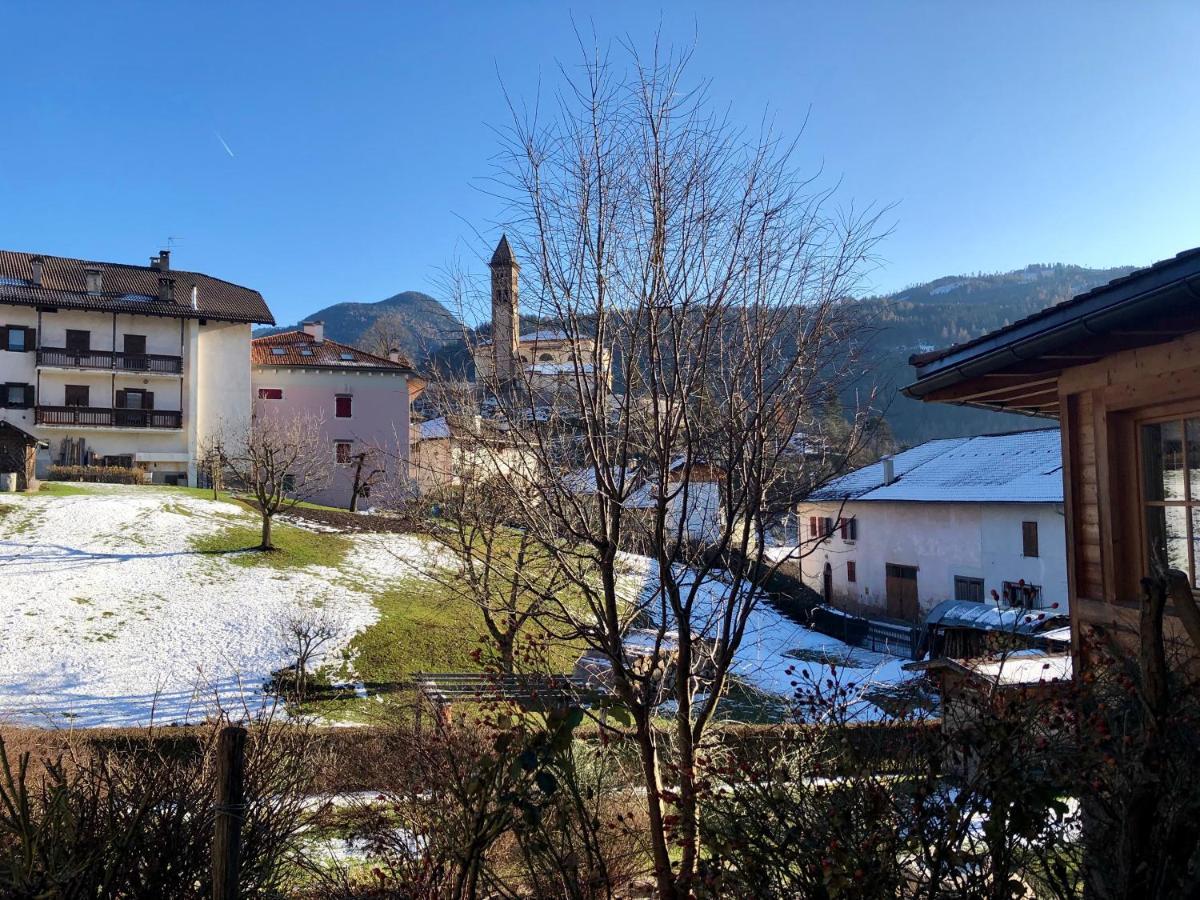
[775,429,1068,622]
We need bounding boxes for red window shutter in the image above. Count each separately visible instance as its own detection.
[335,395,352,418]
[839,518,847,539]
[809,516,817,538]
[847,561,856,583]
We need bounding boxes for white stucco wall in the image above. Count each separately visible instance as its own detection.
[786,500,1068,619]
[194,321,254,461]
[250,366,413,508]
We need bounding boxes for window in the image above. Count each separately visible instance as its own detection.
[119,389,146,410]
[123,334,146,355]
[300,348,313,356]
[282,474,296,493]
[846,561,857,583]
[335,395,352,418]
[335,441,352,465]
[65,330,90,353]
[1021,521,1039,557]
[823,517,835,538]
[1141,417,1200,587]
[257,388,283,400]
[839,517,858,541]
[954,576,985,603]
[539,353,553,361]
[270,347,286,356]
[3,383,31,408]
[64,385,89,407]
[339,352,355,361]
[5,327,26,352]
[1002,580,1042,609]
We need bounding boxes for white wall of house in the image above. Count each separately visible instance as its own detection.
[194,321,254,458]
[786,500,1068,619]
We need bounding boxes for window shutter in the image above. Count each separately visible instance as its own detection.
[847,561,856,583]
[839,518,847,539]
[1022,521,1038,557]
[115,390,126,409]
[809,516,817,538]
[25,327,35,351]
[143,391,154,410]
[23,385,34,408]
[0,327,7,350]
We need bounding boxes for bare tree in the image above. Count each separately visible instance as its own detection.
[347,447,386,513]
[218,412,330,550]
[439,37,888,896]
[278,609,343,703]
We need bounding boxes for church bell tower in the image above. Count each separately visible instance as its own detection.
[489,234,520,384]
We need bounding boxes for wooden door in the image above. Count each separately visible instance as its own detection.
[822,563,833,604]
[885,563,919,621]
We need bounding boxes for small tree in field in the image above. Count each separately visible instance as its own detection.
[347,447,387,513]
[219,413,329,550]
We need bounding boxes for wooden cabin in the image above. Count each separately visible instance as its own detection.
[0,420,42,490]
[906,248,1200,669]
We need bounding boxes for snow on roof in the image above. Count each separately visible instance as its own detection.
[810,429,1062,503]
[416,417,451,441]
[924,599,1068,635]
[965,652,1072,685]
[529,361,594,374]
[521,329,569,342]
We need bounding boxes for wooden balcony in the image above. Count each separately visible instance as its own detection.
[36,348,183,375]
[35,406,183,430]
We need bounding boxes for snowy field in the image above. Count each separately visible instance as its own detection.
[617,553,918,721]
[0,486,436,727]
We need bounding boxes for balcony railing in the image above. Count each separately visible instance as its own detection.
[35,406,183,429]
[36,348,183,375]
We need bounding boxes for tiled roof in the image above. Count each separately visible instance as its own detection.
[251,330,414,371]
[489,234,518,267]
[0,250,273,324]
[910,246,1200,368]
[810,428,1063,503]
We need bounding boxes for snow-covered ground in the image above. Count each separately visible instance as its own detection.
[617,553,918,720]
[0,487,436,727]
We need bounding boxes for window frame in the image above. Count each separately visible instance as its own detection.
[334,394,353,419]
[334,440,353,465]
[63,384,90,407]
[1021,520,1039,558]
[1136,409,1200,588]
[3,382,31,408]
[846,560,857,583]
[1001,580,1042,609]
[257,387,283,400]
[954,575,985,603]
[6,327,26,352]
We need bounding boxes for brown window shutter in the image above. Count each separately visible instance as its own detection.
[0,326,7,349]
[23,385,34,408]
[847,561,856,583]
[839,518,847,539]
[115,389,126,409]
[143,391,154,410]
[809,516,817,538]
[26,327,35,350]
[1022,521,1038,557]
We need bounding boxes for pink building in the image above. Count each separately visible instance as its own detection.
[250,322,424,508]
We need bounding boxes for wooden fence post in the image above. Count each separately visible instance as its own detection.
[213,725,248,900]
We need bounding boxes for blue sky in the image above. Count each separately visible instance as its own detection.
[1,2,1197,326]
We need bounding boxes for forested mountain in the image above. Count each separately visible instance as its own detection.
[263,261,1134,446]
[254,290,460,363]
[853,262,1134,444]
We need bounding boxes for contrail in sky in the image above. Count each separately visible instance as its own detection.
[215,131,235,158]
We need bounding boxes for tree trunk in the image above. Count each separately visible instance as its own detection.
[260,511,273,551]
[633,718,677,899]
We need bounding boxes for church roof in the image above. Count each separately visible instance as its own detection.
[489,234,518,268]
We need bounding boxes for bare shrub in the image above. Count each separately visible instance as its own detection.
[0,718,318,898]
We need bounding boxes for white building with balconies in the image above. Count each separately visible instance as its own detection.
[0,249,274,485]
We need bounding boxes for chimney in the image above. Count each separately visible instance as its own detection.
[158,249,170,271]
[30,256,42,287]
[302,320,325,343]
[158,276,175,304]
[388,347,401,363]
[85,266,103,295]
[190,283,199,311]
[881,456,895,486]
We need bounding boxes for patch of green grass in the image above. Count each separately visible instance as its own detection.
[191,521,352,570]
[38,482,101,496]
